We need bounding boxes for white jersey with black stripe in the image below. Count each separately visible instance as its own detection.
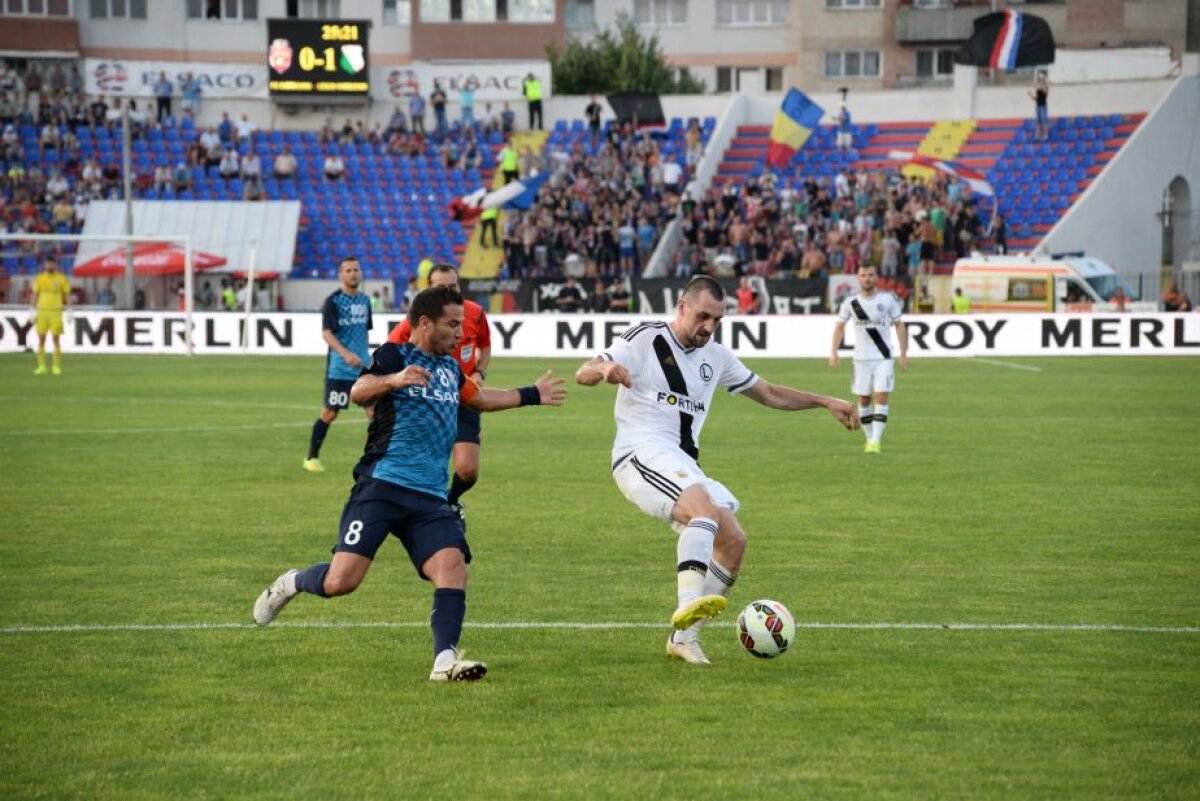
[600,321,758,462]
[837,291,903,362]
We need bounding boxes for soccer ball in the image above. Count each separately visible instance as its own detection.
[737,599,796,658]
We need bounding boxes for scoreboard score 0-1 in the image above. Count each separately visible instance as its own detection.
[267,19,370,99]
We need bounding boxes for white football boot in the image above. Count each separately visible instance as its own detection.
[253,569,299,626]
[666,629,711,665]
[429,647,488,682]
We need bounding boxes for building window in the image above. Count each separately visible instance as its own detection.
[508,0,553,22]
[633,0,686,25]
[765,67,783,91]
[915,47,955,79]
[913,0,951,8]
[824,49,881,78]
[90,0,146,17]
[6,0,72,14]
[717,0,787,25]
[188,0,258,19]
[716,67,732,92]
[565,0,593,27]
[824,0,881,9]
[382,0,411,24]
[424,0,554,23]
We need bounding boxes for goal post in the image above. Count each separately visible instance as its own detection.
[0,231,196,355]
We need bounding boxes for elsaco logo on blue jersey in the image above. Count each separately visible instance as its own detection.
[407,365,459,404]
[656,392,705,413]
[340,305,369,327]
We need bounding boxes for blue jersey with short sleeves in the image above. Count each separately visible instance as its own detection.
[354,342,466,499]
[323,290,373,381]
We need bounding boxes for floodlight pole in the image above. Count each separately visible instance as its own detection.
[122,102,135,310]
[184,237,194,356]
[241,239,258,353]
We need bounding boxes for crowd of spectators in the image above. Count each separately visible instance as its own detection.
[672,166,990,291]
[499,119,701,280]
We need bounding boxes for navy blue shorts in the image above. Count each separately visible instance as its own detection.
[334,477,471,579]
[456,405,482,445]
[323,378,356,411]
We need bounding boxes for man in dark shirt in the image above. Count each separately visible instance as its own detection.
[585,95,603,142]
[556,276,584,313]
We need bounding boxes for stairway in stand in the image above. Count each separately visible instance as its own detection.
[459,130,548,279]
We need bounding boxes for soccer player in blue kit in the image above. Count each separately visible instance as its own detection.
[255,286,567,681]
[303,257,372,473]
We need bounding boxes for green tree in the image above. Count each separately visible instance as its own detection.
[547,12,706,95]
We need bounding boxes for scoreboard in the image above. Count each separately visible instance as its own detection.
[267,19,370,99]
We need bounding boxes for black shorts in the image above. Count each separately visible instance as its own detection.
[456,405,482,445]
[323,378,355,410]
[920,242,935,261]
[334,477,471,579]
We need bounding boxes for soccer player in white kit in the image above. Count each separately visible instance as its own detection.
[830,264,908,454]
[576,276,859,664]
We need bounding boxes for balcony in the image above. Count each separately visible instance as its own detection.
[895,1,987,44]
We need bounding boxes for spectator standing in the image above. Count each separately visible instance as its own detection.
[585,95,603,142]
[408,91,426,134]
[154,72,173,123]
[991,212,1007,254]
[217,112,234,146]
[480,206,500,248]
[499,139,519,184]
[180,72,201,119]
[836,103,853,153]
[1031,71,1050,142]
[431,82,448,138]
[235,114,256,144]
[500,103,515,136]
[523,72,543,130]
[459,79,476,128]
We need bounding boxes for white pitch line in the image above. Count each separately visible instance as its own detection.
[971,357,1044,372]
[0,420,359,437]
[0,395,314,411]
[0,621,1195,635]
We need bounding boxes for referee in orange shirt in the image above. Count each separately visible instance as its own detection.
[387,263,492,512]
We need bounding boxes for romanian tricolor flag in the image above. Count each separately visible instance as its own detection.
[767,89,825,169]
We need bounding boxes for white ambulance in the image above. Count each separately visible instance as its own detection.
[951,252,1148,312]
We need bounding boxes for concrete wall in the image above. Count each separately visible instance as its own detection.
[1042,72,1200,278]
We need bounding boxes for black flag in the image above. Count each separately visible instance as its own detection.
[954,11,1056,70]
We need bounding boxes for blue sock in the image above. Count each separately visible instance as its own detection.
[294,562,330,597]
[307,418,330,459]
[430,588,466,656]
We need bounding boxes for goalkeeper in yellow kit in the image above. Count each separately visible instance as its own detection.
[31,255,71,375]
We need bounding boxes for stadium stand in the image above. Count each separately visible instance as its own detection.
[1,108,506,281]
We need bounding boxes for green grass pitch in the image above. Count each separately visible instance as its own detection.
[0,352,1197,800]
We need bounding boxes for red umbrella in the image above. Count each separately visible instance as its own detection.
[73,242,227,277]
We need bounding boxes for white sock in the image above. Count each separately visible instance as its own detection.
[701,557,737,599]
[283,570,298,597]
[676,517,717,610]
[858,404,872,441]
[873,404,889,443]
[433,648,456,670]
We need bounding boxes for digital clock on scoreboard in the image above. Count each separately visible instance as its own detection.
[267,19,370,99]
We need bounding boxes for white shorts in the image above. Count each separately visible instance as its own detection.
[853,359,895,396]
[612,445,739,531]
